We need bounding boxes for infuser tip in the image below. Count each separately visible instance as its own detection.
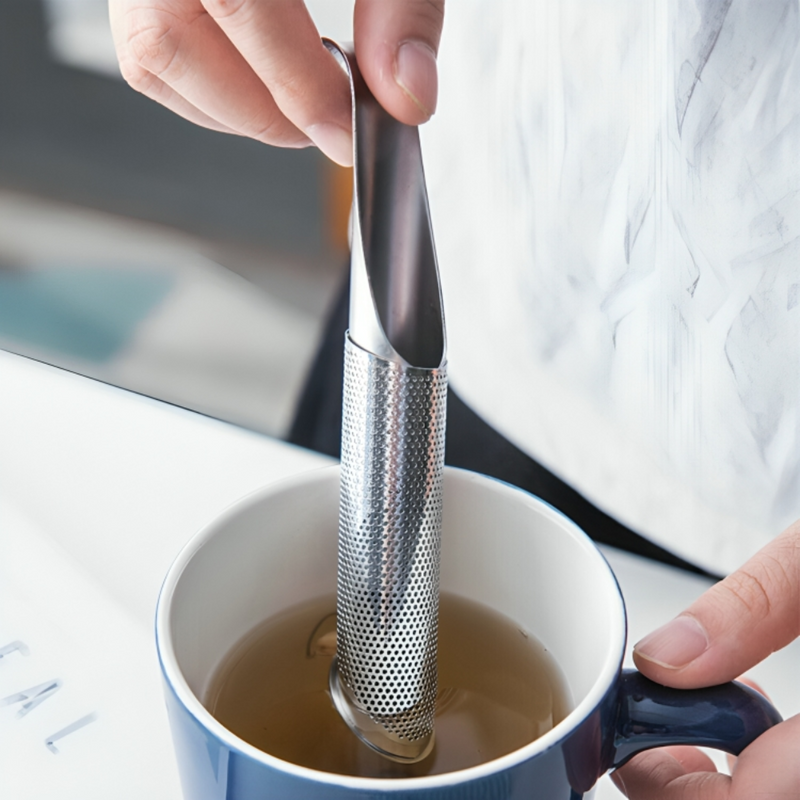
[329,658,436,763]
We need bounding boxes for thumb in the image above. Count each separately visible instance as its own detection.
[354,0,445,125]
[633,522,800,688]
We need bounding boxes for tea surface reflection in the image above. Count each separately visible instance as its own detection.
[206,592,571,778]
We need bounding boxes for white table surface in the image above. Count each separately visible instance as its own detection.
[2,350,797,799]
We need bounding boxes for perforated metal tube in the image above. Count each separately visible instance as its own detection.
[330,336,446,761]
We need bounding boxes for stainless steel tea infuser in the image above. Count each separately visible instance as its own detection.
[324,42,447,764]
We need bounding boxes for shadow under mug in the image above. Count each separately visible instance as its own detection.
[156,466,781,799]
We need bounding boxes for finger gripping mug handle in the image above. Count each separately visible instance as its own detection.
[611,669,783,769]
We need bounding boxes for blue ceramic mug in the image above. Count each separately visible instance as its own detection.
[156,466,781,799]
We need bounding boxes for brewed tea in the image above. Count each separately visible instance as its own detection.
[205,592,570,778]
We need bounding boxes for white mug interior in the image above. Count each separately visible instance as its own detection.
[158,466,625,786]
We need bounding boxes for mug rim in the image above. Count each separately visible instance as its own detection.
[156,465,626,791]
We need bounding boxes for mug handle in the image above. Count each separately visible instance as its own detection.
[611,668,783,769]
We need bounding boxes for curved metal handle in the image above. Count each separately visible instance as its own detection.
[324,39,445,370]
[611,669,783,769]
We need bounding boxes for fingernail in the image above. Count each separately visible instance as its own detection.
[306,123,353,167]
[633,615,709,669]
[394,40,438,118]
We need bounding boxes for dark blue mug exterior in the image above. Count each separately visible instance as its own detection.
[159,654,781,799]
[156,468,782,799]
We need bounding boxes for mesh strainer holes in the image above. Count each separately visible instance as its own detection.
[337,340,445,738]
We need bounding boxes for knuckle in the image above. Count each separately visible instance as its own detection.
[266,67,306,105]
[250,113,289,144]
[202,0,248,21]
[710,528,800,639]
[423,0,446,23]
[117,57,155,93]
[720,567,775,619]
[621,749,676,790]
[123,7,183,78]
[415,0,446,37]
[723,547,797,622]
[776,531,800,630]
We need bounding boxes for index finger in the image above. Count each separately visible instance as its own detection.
[200,0,353,165]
